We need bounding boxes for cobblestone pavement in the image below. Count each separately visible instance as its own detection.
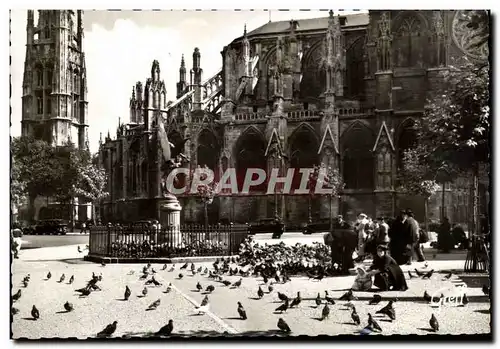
[11,248,491,339]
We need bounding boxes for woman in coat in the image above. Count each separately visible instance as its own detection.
[368,245,408,291]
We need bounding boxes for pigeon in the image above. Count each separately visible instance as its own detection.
[345,301,355,310]
[368,313,382,332]
[422,270,434,279]
[147,299,161,311]
[203,267,208,274]
[274,274,280,283]
[221,280,232,287]
[11,307,19,316]
[101,261,106,267]
[97,321,117,338]
[275,299,289,313]
[325,291,335,305]
[423,291,432,303]
[408,271,415,279]
[196,282,203,292]
[462,294,469,306]
[339,289,354,301]
[31,305,40,320]
[22,280,28,288]
[263,275,269,284]
[232,278,242,288]
[46,271,52,280]
[78,246,82,253]
[139,273,148,280]
[257,286,264,299]
[376,301,395,320]
[443,272,453,280]
[277,292,289,302]
[195,303,210,315]
[164,283,172,294]
[206,285,215,293]
[76,287,91,297]
[277,318,291,333]
[482,284,490,296]
[124,286,131,300]
[142,287,148,297]
[369,294,382,305]
[12,289,21,302]
[429,314,439,332]
[289,292,302,308]
[200,295,209,307]
[68,275,74,284]
[59,274,65,283]
[180,263,188,269]
[191,263,196,271]
[156,319,174,336]
[178,273,184,279]
[161,264,168,271]
[268,283,274,293]
[351,307,361,325]
[197,266,202,273]
[237,302,247,320]
[321,303,330,321]
[64,301,74,312]
[315,292,322,307]
[414,269,425,277]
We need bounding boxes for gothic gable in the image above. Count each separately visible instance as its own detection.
[372,121,395,152]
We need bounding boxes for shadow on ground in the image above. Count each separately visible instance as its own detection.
[121,329,293,338]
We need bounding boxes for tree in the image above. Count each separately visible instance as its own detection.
[11,136,59,220]
[73,163,109,224]
[410,56,489,236]
[398,148,442,233]
[309,163,345,231]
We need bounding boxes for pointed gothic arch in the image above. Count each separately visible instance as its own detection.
[289,123,320,192]
[392,12,429,68]
[234,126,267,192]
[300,39,326,101]
[345,36,365,98]
[197,128,219,173]
[341,122,375,190]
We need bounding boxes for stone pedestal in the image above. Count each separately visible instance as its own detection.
[159,193,183,247]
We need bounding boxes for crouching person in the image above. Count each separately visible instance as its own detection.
[368,245,408,291]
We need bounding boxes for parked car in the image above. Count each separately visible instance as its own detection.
[248,218,285,239]
[302,218,331,235]
[34,219,68,235]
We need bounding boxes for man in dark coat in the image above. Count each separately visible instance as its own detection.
[389,211,409,265]
[406,209,425,264]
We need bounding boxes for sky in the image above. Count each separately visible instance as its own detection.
[10,9,367,153]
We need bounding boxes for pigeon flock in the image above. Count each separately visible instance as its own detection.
[11,251,491,338]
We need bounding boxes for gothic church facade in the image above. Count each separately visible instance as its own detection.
[99,10,489,226]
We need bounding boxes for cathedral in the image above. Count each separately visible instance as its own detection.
[20,10,90,221]
[98,10,489,226]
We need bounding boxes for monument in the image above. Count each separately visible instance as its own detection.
[157,119,189,246]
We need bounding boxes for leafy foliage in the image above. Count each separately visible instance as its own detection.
[398,148,441,198]
[405,57,489,181]
[73,164,109,202]
[308,163,345,197]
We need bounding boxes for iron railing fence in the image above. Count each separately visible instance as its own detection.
[89,223,249,259]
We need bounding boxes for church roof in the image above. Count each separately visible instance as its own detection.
[244,13,368,39]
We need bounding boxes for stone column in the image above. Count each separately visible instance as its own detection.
[158,193,183,247]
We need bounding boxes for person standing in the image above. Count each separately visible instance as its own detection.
[376,216,390,247]
[389,211,408,265]
[405,209,425,264]
[80,221,87,234]
[355,213,369,261]
[438,217,453,253]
